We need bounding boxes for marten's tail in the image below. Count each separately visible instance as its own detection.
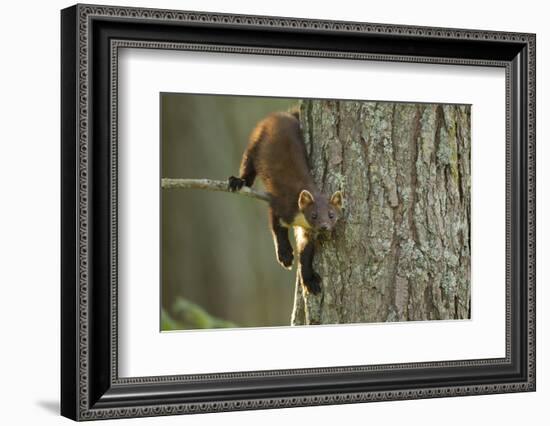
[288,105,300,121]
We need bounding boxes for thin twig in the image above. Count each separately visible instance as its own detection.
[161,178,270,202]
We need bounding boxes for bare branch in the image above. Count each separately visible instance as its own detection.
[161,178,270,202]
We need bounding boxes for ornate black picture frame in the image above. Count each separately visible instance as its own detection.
[61,3,536,421]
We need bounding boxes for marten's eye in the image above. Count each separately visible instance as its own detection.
[329,212,334,219]
[311,212,318,220]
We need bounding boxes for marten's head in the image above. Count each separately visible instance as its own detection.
[298,189,343,232]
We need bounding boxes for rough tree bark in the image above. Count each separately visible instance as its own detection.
[291,100,471,326]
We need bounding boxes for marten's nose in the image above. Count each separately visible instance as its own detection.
[320,224,329,231]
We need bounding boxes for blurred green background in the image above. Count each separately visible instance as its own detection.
[161,93,298,331]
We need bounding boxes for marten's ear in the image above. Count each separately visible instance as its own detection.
[330,191,343,210]
[298,190,315,210]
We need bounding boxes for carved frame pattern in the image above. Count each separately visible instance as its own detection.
[61,3,536,420]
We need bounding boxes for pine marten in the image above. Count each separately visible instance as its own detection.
[228,110,343,295]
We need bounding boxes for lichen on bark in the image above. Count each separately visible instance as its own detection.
[291,100,471,326]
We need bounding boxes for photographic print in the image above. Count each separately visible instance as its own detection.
[161,94,471,330]
[62,6,535,418]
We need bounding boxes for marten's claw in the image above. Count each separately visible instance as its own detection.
[228,176,245,192]
[277,248,294,269]
[302,272,322,295]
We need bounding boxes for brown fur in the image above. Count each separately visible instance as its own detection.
[228,111,343,295]
[248,112,316,223]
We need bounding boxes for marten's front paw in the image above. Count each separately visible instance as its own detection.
[302,272,322,295]
[277,248,294,269]
[228,176,245,192]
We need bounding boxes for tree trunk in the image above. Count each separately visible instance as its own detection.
[291,100,471,326]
